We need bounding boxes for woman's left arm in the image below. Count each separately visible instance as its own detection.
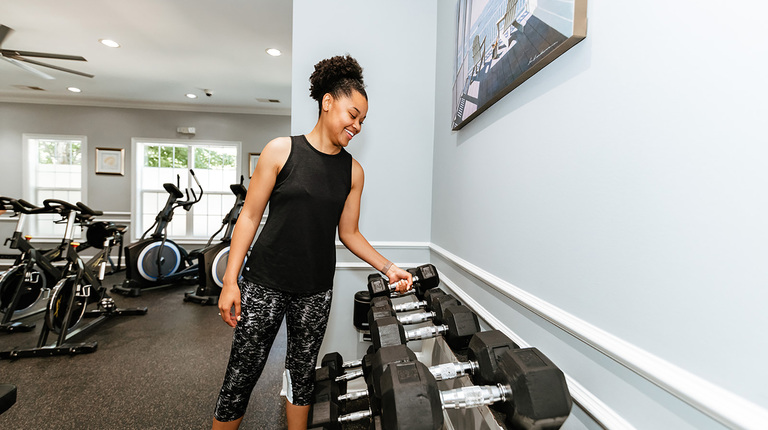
[338,159,413,292]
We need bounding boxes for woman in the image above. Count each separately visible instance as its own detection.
[213,55,413,429]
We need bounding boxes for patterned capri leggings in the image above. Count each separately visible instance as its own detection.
[214,279,333,422]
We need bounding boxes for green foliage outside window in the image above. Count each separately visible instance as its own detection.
[37,141,82,165]
[195,148,236,170]
[144,145,188,168]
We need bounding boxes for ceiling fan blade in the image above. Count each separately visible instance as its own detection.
[11,55,94,78]
[1,49,86,61]
[0,25,11,47]
[2,56,55,79]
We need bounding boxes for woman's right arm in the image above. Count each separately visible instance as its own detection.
[218,137,290,327]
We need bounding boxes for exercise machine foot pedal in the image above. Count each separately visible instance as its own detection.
[0,341,98,360]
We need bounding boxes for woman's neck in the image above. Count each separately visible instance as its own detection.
[305,124,341,155]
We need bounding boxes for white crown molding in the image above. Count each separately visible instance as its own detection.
[0,96,291,116]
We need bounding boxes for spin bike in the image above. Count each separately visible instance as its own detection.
[184,175,248,305]
[113,170,203,297]
[1,199,147,359]
[0,197,66,333]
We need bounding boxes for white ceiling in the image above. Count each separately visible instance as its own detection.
[0,0,293,115]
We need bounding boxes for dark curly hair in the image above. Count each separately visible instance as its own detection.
[309,55,367,114]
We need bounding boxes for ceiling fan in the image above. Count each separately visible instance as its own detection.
[0,24,94,79]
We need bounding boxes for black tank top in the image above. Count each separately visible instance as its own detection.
[243,135,353,293]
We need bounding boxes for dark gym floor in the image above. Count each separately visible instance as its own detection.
[0,273,292,430]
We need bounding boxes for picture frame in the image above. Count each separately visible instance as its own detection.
[249,152,260,178]
[95,147,125,175]
[452,0,587,130]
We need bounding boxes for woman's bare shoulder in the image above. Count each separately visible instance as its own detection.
[259,137,292,168]
[262,136,291,156]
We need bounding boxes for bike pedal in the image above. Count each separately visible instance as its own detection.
[24,271,41,284]
[76,284,92,298]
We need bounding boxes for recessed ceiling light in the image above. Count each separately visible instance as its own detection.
[265,48,282,57]
[99,39,121,48]
[186,93,197,99]
[67,87,81,93]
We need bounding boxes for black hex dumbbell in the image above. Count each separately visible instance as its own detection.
[313,331,527,430]
[370,304,481,353]
[369,287,448,313]
[310,345,417,429]
[366,264,439,298]
[346,330,518,402]
[354,287,450,331]
[314,349,376,395]
[367,292,462,328]
[377,347,573,430]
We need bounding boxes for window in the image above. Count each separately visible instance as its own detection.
[132,139,241,241]
[23,134,87,238]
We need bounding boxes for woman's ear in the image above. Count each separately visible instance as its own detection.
[322,93,333,113]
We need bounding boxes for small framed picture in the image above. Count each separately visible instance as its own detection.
[95,148,125,175]
[249,152,260,178]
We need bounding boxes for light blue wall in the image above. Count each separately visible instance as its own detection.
[291,0,437,243]
[432,0,768,428]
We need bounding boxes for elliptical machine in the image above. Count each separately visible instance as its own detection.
[184,175,248,305]
[112,170,203,297]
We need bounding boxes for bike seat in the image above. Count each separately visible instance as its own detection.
[86,222,120,249]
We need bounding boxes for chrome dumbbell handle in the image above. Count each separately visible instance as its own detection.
[405,324,447,341]
[397,311,436,325]
[440,384,512,409]
[335,369,364,382]
[342,358,362,368]
[338,389,369,402]
[392,300,428,312]
[429,360,478,381]
[338,408,372,423]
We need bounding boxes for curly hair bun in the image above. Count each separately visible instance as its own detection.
[309,55,366,102]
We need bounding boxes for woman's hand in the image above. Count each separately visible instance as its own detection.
[386,265,413,294]
[218,280,242,328]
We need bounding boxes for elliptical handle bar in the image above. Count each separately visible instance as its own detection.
[179,169,204,211]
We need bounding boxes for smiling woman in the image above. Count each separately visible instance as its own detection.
[210,55,414,430]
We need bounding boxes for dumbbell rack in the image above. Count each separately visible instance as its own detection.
[378,295,502,430]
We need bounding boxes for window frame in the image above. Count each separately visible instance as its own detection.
[22,133,88,239]
[130,138,242,243]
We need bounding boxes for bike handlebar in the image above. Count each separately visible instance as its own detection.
[76,202,104,216]
[43,199,82,213]
[0,196,52,215]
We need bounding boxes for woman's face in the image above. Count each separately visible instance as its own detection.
[323,90,368,147]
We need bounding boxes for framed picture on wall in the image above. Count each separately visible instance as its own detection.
[95,147,125,175]
[249,153,260,178]
[452,0,587,130]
